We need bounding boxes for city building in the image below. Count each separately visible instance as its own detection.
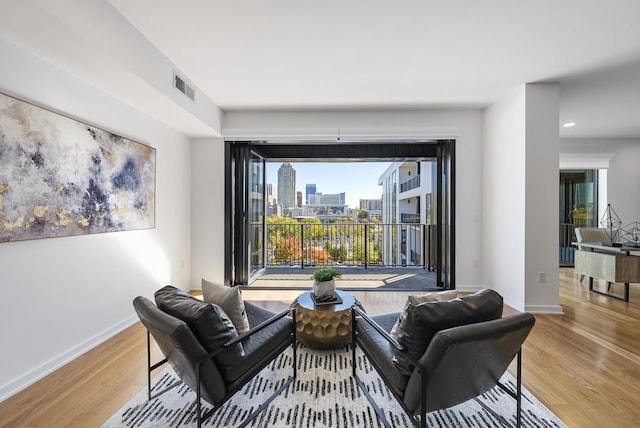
[305,184,316,204]
[359,199,383,220]
[310,192,346,205]
[277,162,296,209]
[290,204,354,220]
[296,190,302,207]
[379,161,436,266]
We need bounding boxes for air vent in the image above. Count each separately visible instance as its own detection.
[174,72,195,102]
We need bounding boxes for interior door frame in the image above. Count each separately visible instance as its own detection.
[225,140,455,288]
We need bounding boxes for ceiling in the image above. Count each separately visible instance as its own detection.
[3,1,640,139]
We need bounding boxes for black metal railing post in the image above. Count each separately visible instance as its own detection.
[300,223,304,268]
[364,223,369,269]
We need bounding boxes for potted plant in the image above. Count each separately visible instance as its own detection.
[312,266,341,298]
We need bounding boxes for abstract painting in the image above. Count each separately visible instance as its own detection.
[0,92,155,243]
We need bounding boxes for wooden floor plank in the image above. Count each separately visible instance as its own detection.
[0,269,639,427]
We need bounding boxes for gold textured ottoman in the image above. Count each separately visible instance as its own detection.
[291,290,358,349]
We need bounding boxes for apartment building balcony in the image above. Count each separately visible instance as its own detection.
[399,175,420,193]
[400,213,421,223]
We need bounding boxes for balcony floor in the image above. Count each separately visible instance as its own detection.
[249,266,440,291]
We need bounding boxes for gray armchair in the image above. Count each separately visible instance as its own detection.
[352,289,535,428]
[133,285,296,427]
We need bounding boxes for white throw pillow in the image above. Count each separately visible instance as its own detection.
[201,279,250,334]
[389,290,458,339]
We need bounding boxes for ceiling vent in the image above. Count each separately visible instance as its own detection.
[174,72,195,102]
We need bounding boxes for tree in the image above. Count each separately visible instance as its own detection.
[357,209,369,220]
[274,236,301,263]
[311,248,330,262]
[327,243,347,262]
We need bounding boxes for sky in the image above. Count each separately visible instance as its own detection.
[266,161,391,208]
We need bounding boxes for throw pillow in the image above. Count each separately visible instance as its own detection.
[154,285,245,368]
[201,279,250,334]
[393,288,503,376]
[389,290,458,339]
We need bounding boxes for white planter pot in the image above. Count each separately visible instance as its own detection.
[313,279,335,298]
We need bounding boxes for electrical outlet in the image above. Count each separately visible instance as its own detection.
[538,272,546,283]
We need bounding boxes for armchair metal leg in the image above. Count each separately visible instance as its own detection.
[354,375,392,428]
[351,309,357,378]
[146,330,181,401]
[194,330,298,428]
[485,348,523,428]
[292,308,298,379]
[147,330,151,400]
[516,348,522,428]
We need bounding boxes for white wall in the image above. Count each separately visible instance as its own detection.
[0,37,192,400]
[483,86,527,309]
[484,84,563,313]
[524,84,561,313]
[191,137,226,288]
[0,0,223,137]
[221,109,485,289]
[561,138,640,225]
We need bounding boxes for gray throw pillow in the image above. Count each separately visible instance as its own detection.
[154,285,245,369]
[393,289,503,376]
[389,290,458,339]
[202,279,250,334]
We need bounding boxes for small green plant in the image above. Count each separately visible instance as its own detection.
[312,266,342,282]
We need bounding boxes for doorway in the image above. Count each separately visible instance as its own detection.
[559,169,598,266]
[224,141,455,289]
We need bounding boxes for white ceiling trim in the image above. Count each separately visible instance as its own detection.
[221,127,460,142]
[559,153,614,169]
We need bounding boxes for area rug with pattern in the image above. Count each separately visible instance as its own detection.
[103,344,566,427]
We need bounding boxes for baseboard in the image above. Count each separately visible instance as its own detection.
[0,314,138,403]
[524,304,565,315]
[458,287,565,315]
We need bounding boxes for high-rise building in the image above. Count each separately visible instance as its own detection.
[296,191,302,207]
[379,161,435,266]
[359,198,383,220]
[305,184,316,204]
[360,199,383,211]
[277,163,296,209]
[312,192,345,205]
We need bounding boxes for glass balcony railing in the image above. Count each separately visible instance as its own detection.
[401,213,421,223]
[400,175,420,192]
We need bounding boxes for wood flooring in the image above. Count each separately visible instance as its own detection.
[0,268,638,427]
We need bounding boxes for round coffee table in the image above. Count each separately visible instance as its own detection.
[291,290,357,349]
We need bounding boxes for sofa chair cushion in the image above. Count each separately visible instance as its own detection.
[356,312,410,397]
[202,279,250,334]
[389,290,458,339]
[222,301,294,387]
[575,227,618,247]
[154,285,245,371]
[393,289,503,376]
